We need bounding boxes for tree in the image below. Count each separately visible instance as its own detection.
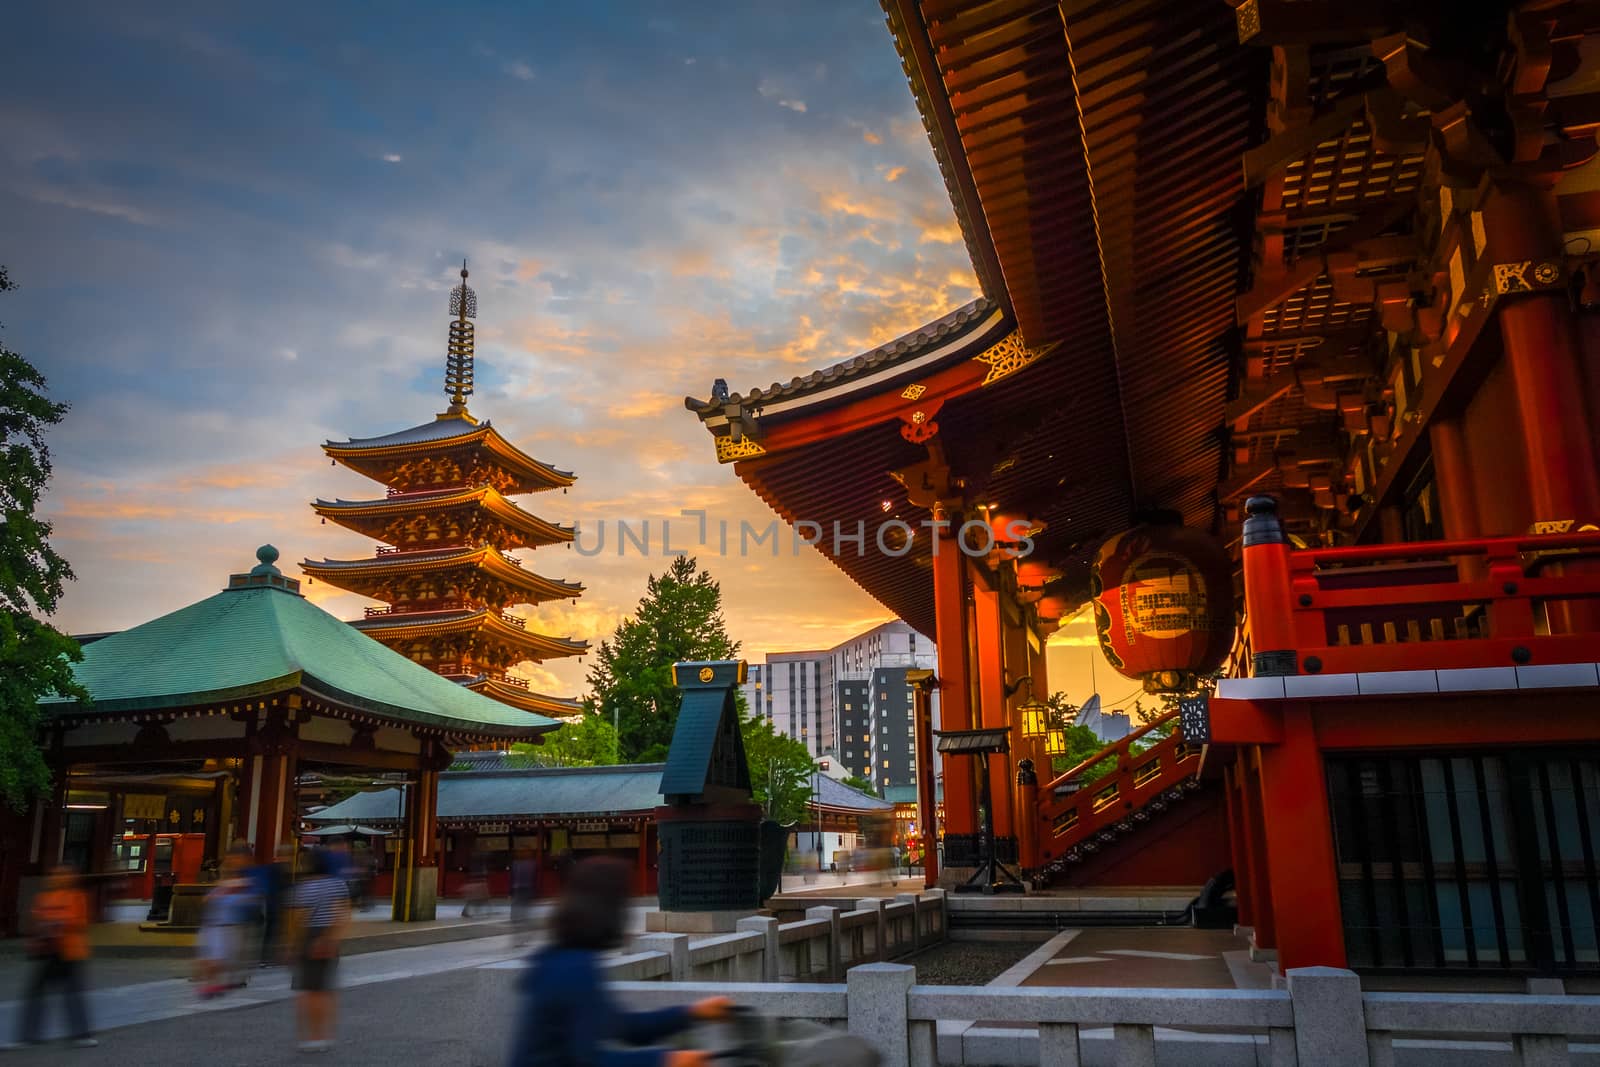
[0,266,86,811]
[586,556,739,762]
[511,713,619,767]
[840,775,879,798]
[1044,692,1114,779]
[741,712,815,825]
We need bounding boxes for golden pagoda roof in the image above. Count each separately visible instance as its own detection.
[300,545,583,604]
[323,411,575,493]
[465,676,582,717]
[351,607,587,661]
[311,485,574,548]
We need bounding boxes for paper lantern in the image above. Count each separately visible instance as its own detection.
[1092,522,1235,694]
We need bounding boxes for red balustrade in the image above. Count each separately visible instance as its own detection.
[1247,529,1600,676]
[1036,711,1203,867]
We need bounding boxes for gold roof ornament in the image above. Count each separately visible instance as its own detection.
[445,260,477,414]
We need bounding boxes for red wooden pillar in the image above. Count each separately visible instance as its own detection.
[1430,417,1479,540]
[1223,762,1253,929]
[1483,182,1600,527]
[1241,748,1276,952]
[395,766,440,921]
[634,822,647,897]
[248,751,292,865]
[931,507,978,868]
[1008,617,1042,873]
[972,580,1014,846]
[1257,707,1345,970]
[909,671,940,889]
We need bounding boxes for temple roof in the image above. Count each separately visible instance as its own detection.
[352,607,587,660]
[305,760,894,824]
[41,547,559,740]
[311,485,574,548]
[300,545,583,604]
[323,412,575,492]
[685,299,1003,421]
[307,763,666,823]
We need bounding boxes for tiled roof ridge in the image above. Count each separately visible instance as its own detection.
[686,297,996,415]
[442,761,667,779]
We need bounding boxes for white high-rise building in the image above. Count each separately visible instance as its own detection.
[742,620,937,766]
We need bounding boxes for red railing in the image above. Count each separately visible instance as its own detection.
[1263,530,1600,676]
[1036,711,1202,862]
[361,602,526,630]
[374,543,466,557]
[433,664,528,689]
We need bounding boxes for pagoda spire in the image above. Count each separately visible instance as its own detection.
[444,260,476,415]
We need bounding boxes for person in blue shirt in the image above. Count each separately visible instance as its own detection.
[508,857,728,1067]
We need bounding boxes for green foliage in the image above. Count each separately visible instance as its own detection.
[510,712,619,767]
[741,712,815,825]
[585,556,740,762]
[839,775,879,798]
[0,267,86,811]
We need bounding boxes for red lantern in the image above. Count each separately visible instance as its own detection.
[1092,523,1235,693]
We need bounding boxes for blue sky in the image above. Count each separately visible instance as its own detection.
[5,2,1111,701]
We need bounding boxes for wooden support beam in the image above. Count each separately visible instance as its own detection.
[1226,381,1296,424]
[1236,198,1414,323]
[1243,94,1366,187]
[1219,460,1277,501]
[1234,0,1397,47]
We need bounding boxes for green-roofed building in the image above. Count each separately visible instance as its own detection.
[16,545,560,925]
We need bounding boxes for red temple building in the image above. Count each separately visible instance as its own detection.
[687,0,1600,981]
[303,265,587,717]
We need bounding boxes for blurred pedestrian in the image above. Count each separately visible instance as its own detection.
[289,848,351,1055]
[196,845,257,998]
[508,857,727,1066]
[462,847,491,918]
[11,865,97,1049]
[510,848,539,944]
[253,843,293,967]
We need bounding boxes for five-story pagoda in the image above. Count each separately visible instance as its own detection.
[303,264,587,717]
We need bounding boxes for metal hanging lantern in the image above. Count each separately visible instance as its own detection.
[1016,677,1050,740]
[1043,729,1068,757]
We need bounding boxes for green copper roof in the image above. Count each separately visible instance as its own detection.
[43,548,559,740]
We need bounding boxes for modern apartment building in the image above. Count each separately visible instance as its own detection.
[744,621,937,786]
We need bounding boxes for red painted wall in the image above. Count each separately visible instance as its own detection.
[1057,782,1230,889]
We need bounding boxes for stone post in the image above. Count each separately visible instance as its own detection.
[847,963,914,1067]
[895,893,921,952]
[855,898,888,960]
[807,905,842,980]
[634,932,689,981]
[736,916,780,982]
[1285,966,1367,1066]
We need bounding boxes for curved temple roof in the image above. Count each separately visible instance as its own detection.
[43,550,560,740]
[323,413,575,491]
[300,545,583,604]
[312,485,575,547]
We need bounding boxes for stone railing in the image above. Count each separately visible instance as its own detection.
[609,964,1600,1066]
[614,892,947,984]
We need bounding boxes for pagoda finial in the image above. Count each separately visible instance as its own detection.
[445,259,477,414]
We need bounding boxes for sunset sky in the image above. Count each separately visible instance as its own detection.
[6,1,1125,709]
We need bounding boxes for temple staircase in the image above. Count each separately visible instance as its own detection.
[1035,711,1210,887]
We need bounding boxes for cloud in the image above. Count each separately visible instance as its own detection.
[15,0,983,701]
[381,153,403,164]
[504,60,535,81]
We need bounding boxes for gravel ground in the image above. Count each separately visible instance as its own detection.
[900,938,1043,985]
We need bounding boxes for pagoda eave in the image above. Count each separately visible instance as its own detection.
[464,678,582,718]
[311,489,575,549]
[300,549,583,605]
[352,609,588,660]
